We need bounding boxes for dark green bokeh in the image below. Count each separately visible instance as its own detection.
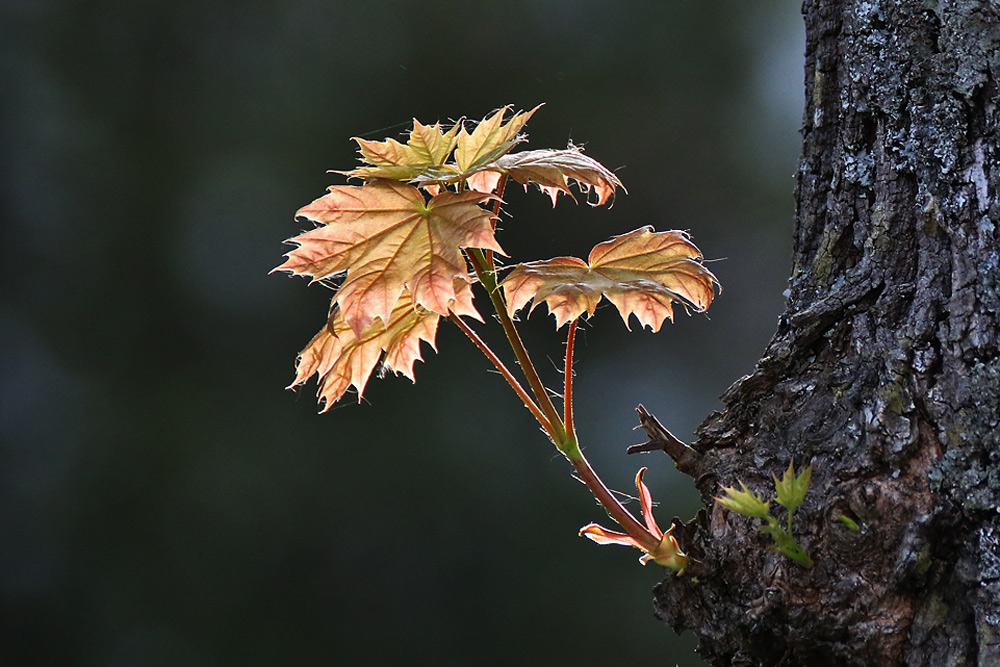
[1,2,803,665]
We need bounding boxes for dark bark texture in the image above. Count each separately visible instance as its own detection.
[650,1,1000,665]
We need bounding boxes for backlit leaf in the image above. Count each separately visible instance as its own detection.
[715,482,771,519]
[288,293,441,411]
[344,119,461,182]
[501,227,717,330]
[338,107,623,203]
[274,180,501,335]
[454,105,542,173]
[773,461,812,512]
[482,146,624,206]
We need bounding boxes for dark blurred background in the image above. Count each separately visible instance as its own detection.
[1,2,803,665]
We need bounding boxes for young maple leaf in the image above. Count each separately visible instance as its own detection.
[453,105,542,173]
[273,179,502,335]
[500,227,718,330]
[343,119,462,182]
[288,292,441,410]
[476,146,625,206]
[774,461,813,512]
[715,482,771,519]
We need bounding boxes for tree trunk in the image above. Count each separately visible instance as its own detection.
[649,1,1000,665]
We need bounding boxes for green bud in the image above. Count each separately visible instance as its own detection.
[837,514,860,531]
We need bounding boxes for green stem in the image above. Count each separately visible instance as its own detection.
[466,247,566,443]
[761,515,813,568]
[449,313,551,433]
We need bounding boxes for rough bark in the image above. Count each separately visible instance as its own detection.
[647,1,1000,665]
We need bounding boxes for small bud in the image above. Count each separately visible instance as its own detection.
[837,514,860,531]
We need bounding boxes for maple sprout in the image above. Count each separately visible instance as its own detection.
[274,106,718,571]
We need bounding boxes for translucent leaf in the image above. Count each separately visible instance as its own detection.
[485,146,624,206]
[773,461,813,512]
[288,293,441,411]
[453,105,541,173]
[273,180,501,335]
[343,119,461,182]
[715,482,771,519]
[500,227,718,331]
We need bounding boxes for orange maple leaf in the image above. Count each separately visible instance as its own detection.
[338,106,542,187]
[335,106,625,210]
[500,227,718,331]
[343,119,461,182]
[288,293,441,410]
[472,146,625,206]
[273,179,502,335]
[453,105,542,173]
